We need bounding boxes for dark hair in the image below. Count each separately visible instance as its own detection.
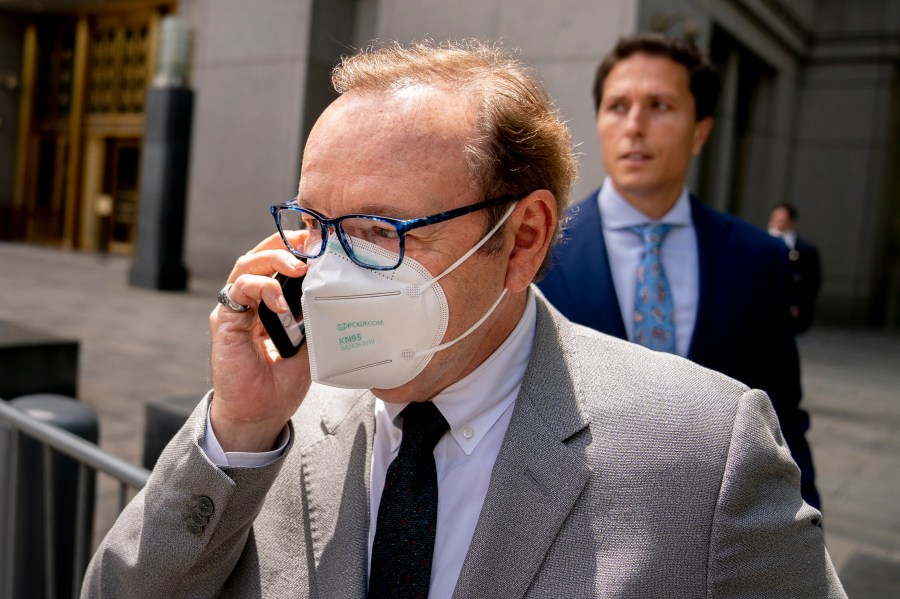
[772,203,798,221]
[592,32,721,121]
[333,39,577,275]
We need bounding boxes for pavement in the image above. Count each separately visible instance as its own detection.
[1,240,898,597]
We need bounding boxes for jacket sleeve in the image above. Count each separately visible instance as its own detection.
[81,392,294,598]
[706,388,846,598]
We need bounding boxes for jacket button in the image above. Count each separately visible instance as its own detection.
[190,511,210,527]
[197,496,214,516]
[187,521,204,535]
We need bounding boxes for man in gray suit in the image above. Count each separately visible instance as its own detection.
[83,40,845,598]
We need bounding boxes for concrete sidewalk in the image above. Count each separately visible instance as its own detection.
[1,241,898,596]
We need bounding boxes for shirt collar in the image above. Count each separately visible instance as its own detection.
[598,176,692,229]
[378,290,536,455]
[782,231,797,249]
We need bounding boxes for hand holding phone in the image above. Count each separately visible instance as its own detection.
[258,272,305,358]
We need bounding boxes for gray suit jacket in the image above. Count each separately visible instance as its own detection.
[83,290,845,598]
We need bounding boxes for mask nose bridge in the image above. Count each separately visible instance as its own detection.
[323,221,342,250]
[316,221,355,261]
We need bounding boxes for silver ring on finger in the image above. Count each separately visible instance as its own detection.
[218,283,251,312]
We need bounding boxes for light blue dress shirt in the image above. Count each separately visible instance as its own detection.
[598,177,699,357]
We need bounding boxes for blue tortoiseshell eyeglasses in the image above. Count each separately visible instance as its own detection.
[270,195,516,271]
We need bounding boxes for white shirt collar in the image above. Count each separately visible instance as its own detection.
[781,231,797,249]
[598,176,692,229]
[378,290,536,455]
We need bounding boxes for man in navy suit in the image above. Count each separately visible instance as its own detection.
[769,203,823,334]
[538,33,820,509]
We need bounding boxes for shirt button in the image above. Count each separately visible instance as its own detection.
[462,425,474,440]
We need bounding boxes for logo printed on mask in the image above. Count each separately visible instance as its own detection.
[300,203,516,389]
[336,320,384,331]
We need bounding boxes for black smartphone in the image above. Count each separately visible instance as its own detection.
[258,272,305,358]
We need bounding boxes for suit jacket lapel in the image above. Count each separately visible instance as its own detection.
[560,193,627,337]
[299,389,375,599]
[453,295,592,598]
[688,196,732,359]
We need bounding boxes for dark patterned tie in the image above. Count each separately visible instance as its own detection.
[629,223,677,353]
[368,401,449,599]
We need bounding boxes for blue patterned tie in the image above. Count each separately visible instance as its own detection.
[369,401,449,599]
[630,223,676,353]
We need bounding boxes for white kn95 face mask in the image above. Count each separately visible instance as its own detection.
[300,203,515,390]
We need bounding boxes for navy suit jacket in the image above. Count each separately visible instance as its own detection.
[787,236,822,334]
[538,189,819,507]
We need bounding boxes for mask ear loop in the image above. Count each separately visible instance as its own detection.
[412,201,517,359]
[419,202,518,292]
[414,288,508,358]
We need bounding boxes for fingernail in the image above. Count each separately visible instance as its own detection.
[277,296,289,311]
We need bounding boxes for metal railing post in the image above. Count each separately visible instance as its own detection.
[42,445,57,598]
[5,429,20,599]
[73,462,91,596]
[0,399,151,597]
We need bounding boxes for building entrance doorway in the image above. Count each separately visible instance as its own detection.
[12,2,172,254]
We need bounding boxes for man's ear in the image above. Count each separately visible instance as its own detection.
[504,190,557,293]
[692,116,714,156]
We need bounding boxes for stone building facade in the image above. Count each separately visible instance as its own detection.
[0,0,897,326]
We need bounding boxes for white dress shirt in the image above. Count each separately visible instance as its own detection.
[598,177,699,357]
[370,290,535,598]
[770,228,797,250]
[203,290,537,598]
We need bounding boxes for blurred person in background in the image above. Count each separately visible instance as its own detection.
[539,32,821,509]
[769,203,822,334]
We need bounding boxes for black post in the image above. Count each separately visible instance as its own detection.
[128,85,193,290]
